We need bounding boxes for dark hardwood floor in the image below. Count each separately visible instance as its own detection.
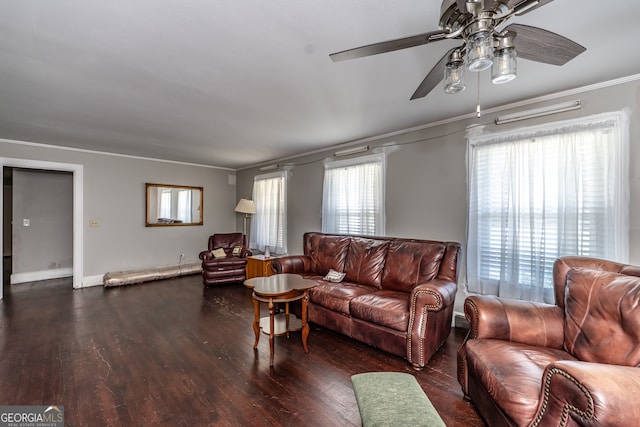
[0,275,484,426]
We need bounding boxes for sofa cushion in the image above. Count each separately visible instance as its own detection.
[344,237,390,289]
[349,290,410,331]
[309,281,377,315]
[564,268,640,365]
[308,234,351,275]
[466,339,576,426]
[381,241,445,292]
[204,257,247,268]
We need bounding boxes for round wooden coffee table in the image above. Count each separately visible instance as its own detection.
[244,274,316,366]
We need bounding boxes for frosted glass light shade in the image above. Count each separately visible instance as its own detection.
[444,60,466,94]
[466,32,494,72]
[491,47,517,84]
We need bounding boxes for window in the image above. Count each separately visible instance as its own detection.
[467,111,629,303]
[322,153,386,235]
[250,171,288,254]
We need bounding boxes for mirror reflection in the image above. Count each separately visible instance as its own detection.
[146,183,203,226]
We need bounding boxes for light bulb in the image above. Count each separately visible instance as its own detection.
[443,49,466,94]
[491,47,517,84]
[466,31,493,72]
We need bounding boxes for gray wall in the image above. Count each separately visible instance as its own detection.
[1,143,238,285]
[12,169,73,282]
[236,78,640,316]
[2,77,638,303]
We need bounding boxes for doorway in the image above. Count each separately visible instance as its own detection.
[0,158,84,300]
[2,168,11,290]
[6,167,74,286]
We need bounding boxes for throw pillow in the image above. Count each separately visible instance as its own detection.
[232,246,242,256]
[324,269,346,283]
[211,248,227,259]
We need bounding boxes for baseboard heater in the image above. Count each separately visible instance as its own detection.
[103,262,201,287]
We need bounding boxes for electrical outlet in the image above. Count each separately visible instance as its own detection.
[89,219,99,227]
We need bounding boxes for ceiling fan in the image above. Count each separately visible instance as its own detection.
[330,0,586,100]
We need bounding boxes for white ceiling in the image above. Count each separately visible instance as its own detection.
[1,1,639,169]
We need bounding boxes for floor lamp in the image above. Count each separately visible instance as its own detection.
[235,198,256,244]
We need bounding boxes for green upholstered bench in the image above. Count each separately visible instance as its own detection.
[351,372,446,427]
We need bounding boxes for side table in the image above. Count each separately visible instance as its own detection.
[246,255,274,279]
[243,274,316,366]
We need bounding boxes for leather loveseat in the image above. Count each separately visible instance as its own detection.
[199,233,251,286]
[271,232,461,369]
[458,256,640,426]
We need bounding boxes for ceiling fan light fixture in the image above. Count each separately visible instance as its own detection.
[444,50,466,94]
[328,0,584,100]
[466,31,494,72]
[491,37,517,84]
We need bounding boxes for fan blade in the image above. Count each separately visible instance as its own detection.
[410,48,458,100]
[505,24,585,66]
[513,0,554,15]
[330,31,447,62]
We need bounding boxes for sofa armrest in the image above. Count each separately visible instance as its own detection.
[271,255,312,274]
[410,279,457,311]
[407,279,458,368]
[533,361,640,426]
[198,250,212,261]
[464,295,565,347]
[457,295,565,395]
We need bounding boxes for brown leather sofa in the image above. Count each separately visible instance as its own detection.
[458,256,640,426]
[198,233,251,286]
[271,232,461,369]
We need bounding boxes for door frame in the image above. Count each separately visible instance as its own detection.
[0,158,83,299]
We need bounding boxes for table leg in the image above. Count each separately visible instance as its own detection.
[252,297,260,348]
[268,298,275,366]
[301,291,310,353]
[285,302,290,338]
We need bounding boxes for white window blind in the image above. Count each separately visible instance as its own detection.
[322,153,386,236]
[250,171,287,254]
[467,111,629,303]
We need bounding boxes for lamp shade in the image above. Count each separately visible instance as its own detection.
[466,31,493,72]
[235,198,256,214]
[443,49,466,94]
[491,36,517,84]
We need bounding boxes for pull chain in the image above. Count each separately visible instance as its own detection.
[476,72,481,118]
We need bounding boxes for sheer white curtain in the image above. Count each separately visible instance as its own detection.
[250,171,288,254]
[176,189,192,222]
[159,189,171,219]
[467,110,629,303]
[322,153,386,236]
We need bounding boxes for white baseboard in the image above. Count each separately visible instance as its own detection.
[11,268,73,284]
[81,275,104,288]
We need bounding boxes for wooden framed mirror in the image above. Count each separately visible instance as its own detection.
[145,183,203,227]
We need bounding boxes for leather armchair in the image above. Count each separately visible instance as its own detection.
[198,233,251,286]
[457,256,640,426]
